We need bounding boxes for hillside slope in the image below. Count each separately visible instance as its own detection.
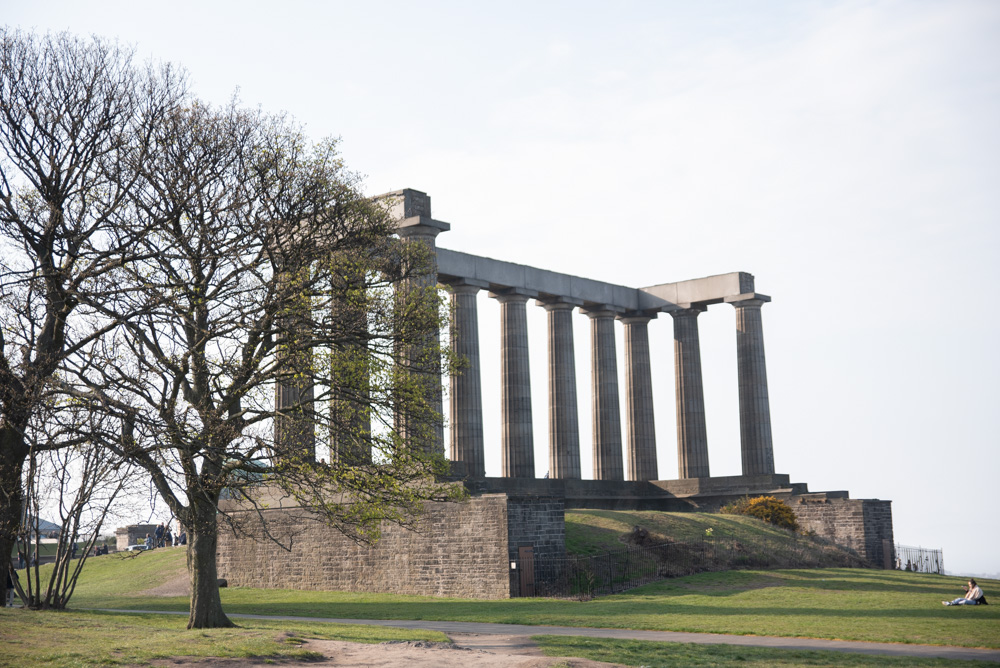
[566,508,865,569]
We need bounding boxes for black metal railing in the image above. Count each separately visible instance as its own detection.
[527,544,665,598]
[512,529,871,598]
[895,544,944,574]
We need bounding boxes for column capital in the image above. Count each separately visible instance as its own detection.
[581,304,625,319]
[444,278,489,294]
[490,287,538,303]
[618,310,658,325]
[396,216,451,242]
[669,305,708,319]
[725,293,771,308]
[537,296,584,312]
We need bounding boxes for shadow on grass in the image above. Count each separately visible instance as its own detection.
[756,570,995,596]
[80,571,998,619]
[281,601,989,622]
[644,569,995,598]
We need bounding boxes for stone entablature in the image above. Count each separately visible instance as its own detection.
[436,249,757,313]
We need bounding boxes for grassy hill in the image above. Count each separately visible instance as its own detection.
[566,508,803,552]
[567,508,849,550]
[68,546,189,603]
[565,508,865,572]
[29,546,997,649]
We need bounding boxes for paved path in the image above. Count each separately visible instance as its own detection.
[95,609,1000,663]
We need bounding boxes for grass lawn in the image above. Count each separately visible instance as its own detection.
[533,636,1000,667]
[51,549,1000,649]
[0,607,448,668]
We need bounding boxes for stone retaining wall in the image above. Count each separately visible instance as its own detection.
[213,488,893,600]
[216,493,564,599]
[792,497,893,565]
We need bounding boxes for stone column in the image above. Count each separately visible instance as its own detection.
[395,211,448,456]
[274,366,315,462]
[493,290,535,478]
[541,300,581,479]
[449,281,487,477]
[670,307,710,479]
[329,271,371,465]
[274,266,315,462]
[620,314,657,481]
[731,297,775,475]
[584,308,624,481]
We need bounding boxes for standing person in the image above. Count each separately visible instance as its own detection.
[944,579,987,605]
[154,523,165,548]
[144,532,154,549]
[17,550,25,569]
[165,526,173,547]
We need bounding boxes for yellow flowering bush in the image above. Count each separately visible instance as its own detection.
[721,495,799,531]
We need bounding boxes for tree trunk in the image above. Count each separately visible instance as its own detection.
[186,498,233,629]
[0,426,29,595]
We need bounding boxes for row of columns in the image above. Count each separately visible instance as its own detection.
[448,283,775,481]
[273,211,774,481]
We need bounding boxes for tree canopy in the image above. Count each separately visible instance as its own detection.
[1,28,459,628]
[0,27,185,606]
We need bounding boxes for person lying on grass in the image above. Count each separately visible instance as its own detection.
[943,579,987,606]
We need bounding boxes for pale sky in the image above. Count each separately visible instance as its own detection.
[6,0,998,576]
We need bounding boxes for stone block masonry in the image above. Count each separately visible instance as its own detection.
[793,497,894,565]
[116,524,158,551]
[506,497,566,564]
[216,493,565,599]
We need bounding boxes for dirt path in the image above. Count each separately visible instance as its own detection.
[131,583,627,666]
[148,636,626,667]
[106,608,1000,665]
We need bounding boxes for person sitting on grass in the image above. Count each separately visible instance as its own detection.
[943,579,987,606]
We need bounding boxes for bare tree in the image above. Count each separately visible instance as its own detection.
[15,391,137,609]
[77,100,460,628]
[0,29,184,582]
[1,29,459,629]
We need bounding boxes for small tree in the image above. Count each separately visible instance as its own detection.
[721,495,799,532]
[16,392,137,609]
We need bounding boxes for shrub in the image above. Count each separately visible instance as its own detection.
[721,495,799,531]
[621,525,668,547]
